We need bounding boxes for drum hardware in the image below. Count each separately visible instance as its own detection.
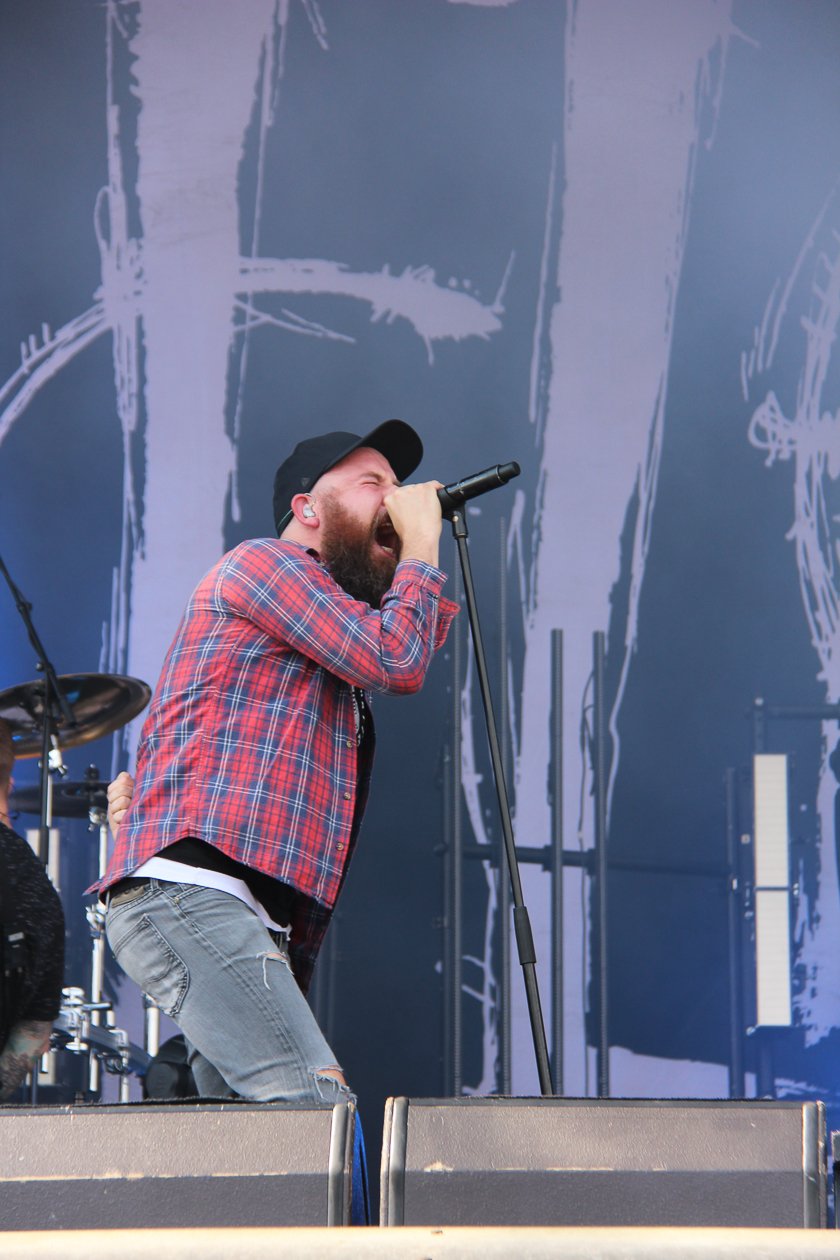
[0,667,149,875]
[10,777,109,819]
[84,783,109,1094]
[55,987,113,1053]
[0,552,152,1103]
[12,775,109,898]
[12,760,157,1100]
[144,993,162,1059]
[53,987,150,1103]
[0,673,152,760]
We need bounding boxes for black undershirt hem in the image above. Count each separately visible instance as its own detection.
[158,837,296,926]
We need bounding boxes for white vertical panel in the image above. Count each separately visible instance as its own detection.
[755,890,793,1027]
[753,754,789,887]
[752,755,791,1027]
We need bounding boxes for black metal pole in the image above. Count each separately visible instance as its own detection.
[499,520,512,1095]
[0,553,76,739]
[451,561,464,1096]
[593,631,609,1098]
[448,509,553,1096]
[0,554,76,852]
[724,768,745,1097]
[550,629,564,1095]
[440,742,455,1096]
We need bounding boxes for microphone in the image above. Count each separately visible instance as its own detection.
[437,461,521,517]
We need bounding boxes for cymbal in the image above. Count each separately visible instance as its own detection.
[0,673,151,759]
[10,779,109,820]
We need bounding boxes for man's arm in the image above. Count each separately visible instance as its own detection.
[220,539,457,697]
[0,1020,53,1100]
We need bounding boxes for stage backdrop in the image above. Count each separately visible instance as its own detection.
[2,0,840,1132]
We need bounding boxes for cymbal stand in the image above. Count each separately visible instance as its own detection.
[0,552,78,1105]
[85,792,111,1095]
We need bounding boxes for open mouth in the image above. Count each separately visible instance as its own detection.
[373,517,400,559]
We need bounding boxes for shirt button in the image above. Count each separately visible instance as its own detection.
[345,739,353,748]
[343,790,352,800]
[336,843,345,852]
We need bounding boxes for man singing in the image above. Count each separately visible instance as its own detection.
[101,420,457,1102]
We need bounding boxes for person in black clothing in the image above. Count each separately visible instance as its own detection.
[0,720,65,1099]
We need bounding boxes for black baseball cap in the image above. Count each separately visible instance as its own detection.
[273,419,423,534]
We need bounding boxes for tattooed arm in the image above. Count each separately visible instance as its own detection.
[0,1019,53,1099]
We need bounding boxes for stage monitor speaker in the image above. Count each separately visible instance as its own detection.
[0,1099,356,1230]
[380,1097,826,1228]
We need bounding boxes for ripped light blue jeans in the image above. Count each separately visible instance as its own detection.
[105,879,352,1104]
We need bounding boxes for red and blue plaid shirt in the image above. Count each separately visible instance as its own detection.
[100,538,457,985]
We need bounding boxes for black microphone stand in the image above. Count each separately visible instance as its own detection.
[445,507,554,1096]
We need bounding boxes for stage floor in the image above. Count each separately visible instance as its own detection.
[0,1227,838,1259]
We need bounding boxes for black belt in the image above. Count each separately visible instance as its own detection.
[105,876,149,905]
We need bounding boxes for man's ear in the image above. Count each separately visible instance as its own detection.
[290,494,318,526]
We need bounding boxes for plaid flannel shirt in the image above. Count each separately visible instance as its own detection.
[100,538,458,988]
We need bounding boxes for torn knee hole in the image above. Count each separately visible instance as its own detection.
[312,1065,348,1087]
[316,1065,343,1077]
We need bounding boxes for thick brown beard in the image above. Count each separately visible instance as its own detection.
[319,495,398,607]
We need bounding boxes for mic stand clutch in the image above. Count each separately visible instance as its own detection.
[446,507,554,1096]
